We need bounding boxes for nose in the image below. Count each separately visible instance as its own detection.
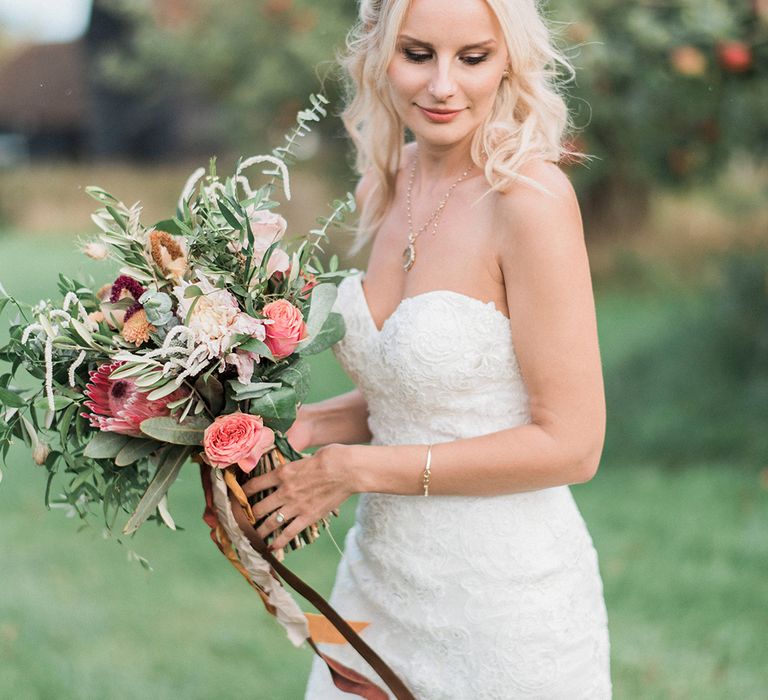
[427,58,456,102]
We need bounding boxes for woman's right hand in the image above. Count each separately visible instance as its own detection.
[285,405,315,453]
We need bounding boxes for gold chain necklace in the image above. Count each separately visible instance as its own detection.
[402,151,474,272]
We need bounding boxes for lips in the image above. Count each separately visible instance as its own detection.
[417,105,464,123]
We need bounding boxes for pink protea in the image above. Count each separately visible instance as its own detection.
[82,361,188,438]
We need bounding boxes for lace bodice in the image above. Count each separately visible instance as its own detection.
[304,270,611,699]
[331,271,531,446]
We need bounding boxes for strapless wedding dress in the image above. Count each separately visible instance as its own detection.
[304,271,611,699]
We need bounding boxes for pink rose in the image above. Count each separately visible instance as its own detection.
[262,299,308,359]
[246,205,287,242]
[203,412,275,473]
[229,207,290,279]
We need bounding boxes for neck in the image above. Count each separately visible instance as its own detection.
[411,137,476,193]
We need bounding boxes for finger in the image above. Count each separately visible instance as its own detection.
[270,517,309,553]
[249,490,283,520]
[255,506,296,541]
[242,469,281,497]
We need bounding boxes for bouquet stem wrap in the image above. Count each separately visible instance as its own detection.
[200,463,416,700]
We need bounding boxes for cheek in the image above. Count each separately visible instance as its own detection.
[386,62,423,102]
[467,71,504,108]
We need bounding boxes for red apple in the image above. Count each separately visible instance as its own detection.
[718,41,753,73]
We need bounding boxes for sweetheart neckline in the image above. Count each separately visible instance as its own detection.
[353,274,511,334]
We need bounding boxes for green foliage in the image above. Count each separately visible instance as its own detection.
[139,417,211,446]
[97,0,354,153]
[711,247,768,379]
[552,0,768,191]
[600,249,768,467]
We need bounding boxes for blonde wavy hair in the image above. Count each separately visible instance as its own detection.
[338,0,578,255]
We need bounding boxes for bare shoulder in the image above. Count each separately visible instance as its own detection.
[492,159,582,250]
[493,161,585,269]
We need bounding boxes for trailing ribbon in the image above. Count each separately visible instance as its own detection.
[200,464,416,700]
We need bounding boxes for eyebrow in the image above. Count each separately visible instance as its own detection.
[397,35,497,50]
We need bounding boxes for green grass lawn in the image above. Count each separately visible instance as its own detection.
[1,232,767,698]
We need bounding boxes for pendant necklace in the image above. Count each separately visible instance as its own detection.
[402,150,475,272]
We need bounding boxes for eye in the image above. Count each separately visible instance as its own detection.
[402,48,432,63]
[461,54,488,65]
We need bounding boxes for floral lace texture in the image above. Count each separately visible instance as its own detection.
[304,271,611,699]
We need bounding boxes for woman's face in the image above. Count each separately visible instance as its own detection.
[386,0,509,149]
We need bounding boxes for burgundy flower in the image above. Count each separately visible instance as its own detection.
[110,275,146,304]
[81,361,188,437]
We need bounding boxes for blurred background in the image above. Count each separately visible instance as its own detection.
[0,1,766,698]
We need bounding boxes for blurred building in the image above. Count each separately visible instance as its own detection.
[0,40,85,160]
[0,0,218,164]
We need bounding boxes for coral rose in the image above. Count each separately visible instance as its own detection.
[203,412,275,473]
[262,299,308,359]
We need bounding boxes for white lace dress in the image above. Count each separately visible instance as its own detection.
[304,271,611,699]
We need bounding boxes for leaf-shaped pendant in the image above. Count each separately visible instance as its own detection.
[402,243,415,272]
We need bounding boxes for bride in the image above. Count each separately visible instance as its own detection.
[243,0,611,697]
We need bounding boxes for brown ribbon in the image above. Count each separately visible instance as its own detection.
[200,465,416,700]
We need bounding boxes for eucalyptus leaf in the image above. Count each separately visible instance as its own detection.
[122,445,192,534]
[147,382,186,401]
[35,395,72,411]
[249,386,297,433]
[134,371,166,388]
[58,402,78,439]
[228,380,281,401]
[218,200,242,230]
[83,431,132,459]
[298,312,345,356]
[236,337,275,361]
[0,386,25,408]
[69,319,95,347]
[299,283,337,346]
[18,413,38,447]
[194,375,225,415]
[139,415,210,445]
[184,285,203,298]
[157,494,176,530]
[105,205,127,232]
[115,438,163,467]
[281,357,311,404]
[153,219,184,236]
[109,363,150,380]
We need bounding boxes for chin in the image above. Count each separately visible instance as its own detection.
[404,113,480,148]
[409,127,476,149]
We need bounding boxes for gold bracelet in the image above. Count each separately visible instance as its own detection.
[422,444,433,497]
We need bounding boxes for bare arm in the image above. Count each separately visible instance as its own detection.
[298,388,372,448]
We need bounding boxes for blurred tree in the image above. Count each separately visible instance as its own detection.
[97,0,354,170]
[97,0,767,236]
[551,0,768,236]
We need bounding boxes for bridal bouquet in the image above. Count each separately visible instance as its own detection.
[0,93,355,554]
[0,95,417,700]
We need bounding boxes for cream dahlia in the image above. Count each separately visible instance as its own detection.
[173,274,267,359]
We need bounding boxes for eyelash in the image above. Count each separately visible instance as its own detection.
[402,49,488,65]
